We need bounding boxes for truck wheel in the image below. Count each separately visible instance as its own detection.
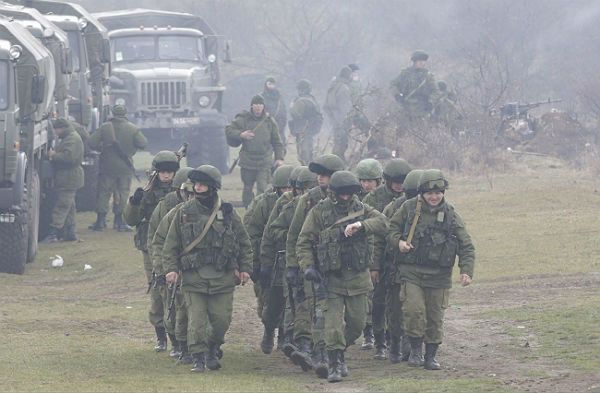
[27,170,40,263]
[0,183,29,275]
[76,155,99,212]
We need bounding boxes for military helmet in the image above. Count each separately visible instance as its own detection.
[418,169,448,193]
[52,117,70,129]
[329,171,362,195]
[112,104,127,116]
[272,165,296,188]
[297,79,312,93]
[188,165,222,190]
[411,50,429,62]
[308,154,345,176]
[173,167,193,190]
[355,158,383,180]
[251,94,265,105]
[289,166,304,188]
[152,151,180,173]
[383,159,412,183]
[295,166,317,189]
[403,169,424,193]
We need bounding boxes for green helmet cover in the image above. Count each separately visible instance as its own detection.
[289,166,304,187]
[355,158,383,180]
[383,158,412,183]
[403,169,424,193]
[273,165,296,188]
[152,151,180,172]
[329,171,361,195]
[173,167,193,190]
[188,165,222,190]
[112,104,127,116]
[411,50,429,62]
[295,166,317,189]
[309,154,345,175]
[418,169,448,193]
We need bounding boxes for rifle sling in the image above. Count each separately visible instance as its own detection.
[404,77,428,101]
[106,122,135,172]
[406,195,423,245]
[229,115,270,173]
[178,196,221,258]
[327,208,365,230]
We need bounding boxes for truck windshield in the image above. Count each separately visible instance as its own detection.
[113,35,204,62]
[0,61,8,110]
[67,31,81,72]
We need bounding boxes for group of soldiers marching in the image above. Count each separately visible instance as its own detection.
[39,50,474,383]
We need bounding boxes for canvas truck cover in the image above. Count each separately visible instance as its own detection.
[0,2,69,101]
[0,16,54,121]
[93,9,219,60]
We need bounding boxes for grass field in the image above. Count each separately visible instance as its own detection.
[1,154,599,392]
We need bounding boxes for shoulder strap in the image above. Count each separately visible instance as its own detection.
[178,196,221,258]
[327,207,365,229]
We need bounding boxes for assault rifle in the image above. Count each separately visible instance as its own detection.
[144,142,188,191]
[499,99,562,119]
[167,281,179,322]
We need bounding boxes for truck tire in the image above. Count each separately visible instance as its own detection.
[27,170,40,263]
[76,155,99,212]
[186,127,229,174]
[0,184,29,275]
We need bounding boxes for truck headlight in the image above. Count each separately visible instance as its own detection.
[9,45,22,60]
[207,54,216,63]
[198,96,210,107]
[115,98,126,106]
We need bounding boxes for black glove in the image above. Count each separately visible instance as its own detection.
[304,266,321,283]
[155,274,167,286]
[285,267,300,287]
[130,187,144,206]
[259,266,273,288]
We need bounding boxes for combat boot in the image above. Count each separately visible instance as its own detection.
[260,328,275,354]
[168,334,180,358]
[313,344,328,379]
[190,352,206,373]
[361,324,375,350]
[339,350,349,377]
[177,341,193,364]
[407,336,424,367]
[326,350,342,383]
[114,213,133,232]
[374,330,387,360]
[401,334,411,361]
[154,326,167,352]
[290,337,313,371]
[62,224,78,241]
[40,227,59,244]
[389,335,402,364]
[206,342,222,370]
[282,334,298,359]
[88,213,106,231]
[424,343,442,370]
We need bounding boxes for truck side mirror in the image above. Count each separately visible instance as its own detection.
[31,75,46,104]
[62,48,73,74]
[223,40,232,63]
[101,39,111,64]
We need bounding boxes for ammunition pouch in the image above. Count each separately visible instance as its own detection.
[179,218,240,272]
[317,226,370,273]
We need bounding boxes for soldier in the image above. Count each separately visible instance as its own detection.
[324,67,353,160]
[262,77,288,147]
[288,79,324,165]
[40,118,84,243]
[225,95,285,207]
[297,171,388,383]
[355,158,383,201]
[147,166,193,358]
[88,105,147,232]
[124,151,180,352]
[381,168,423,363]
[242,165,295,353]
[433,80,461,131]
[163,165,252,373]
[285,154,345,377]
[390,51,440,120]
[388,169,475,370]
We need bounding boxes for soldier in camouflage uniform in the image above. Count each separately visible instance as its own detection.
[285,154,345,377]
[324,67,354,161]
[124,151,180,352]
[226,95,285,207]
[164,165,253,373]
[388,169,475,370]
[289,79,323,165]
[297,171,388,383]
[390,51,440,120]
[88,105,147,231]
[242,165,295,353]
[381,168,422,363]
[40,118,84,243]
[262,77,288,147]
[147,167,193,358]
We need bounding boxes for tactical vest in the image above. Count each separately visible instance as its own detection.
[400,200,458,268]
[134,185,171,251]
[304,186,326,213]
[316,198,371,273]
[178,202,239,272]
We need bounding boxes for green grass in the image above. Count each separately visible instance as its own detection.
[369,377,513,393]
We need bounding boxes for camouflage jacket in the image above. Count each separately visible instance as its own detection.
[147,191,184,268]
[150,202,184,275]
[391,67,439,113]
[259,190,295,271]
[51,126,84,191]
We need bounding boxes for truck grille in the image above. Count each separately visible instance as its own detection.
[140,80,187,108]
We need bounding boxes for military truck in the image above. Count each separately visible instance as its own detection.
[0,16,55,274]
[11,0,113,211]
[94,9,231,173]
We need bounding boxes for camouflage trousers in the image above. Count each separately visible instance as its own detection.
[184,290,233,355]
[295,133,314,165]
[401,281,449,344]
[261,285,286,331]
[324,292,368,351]
[161,285,187,338]
[387,283,404,340]
[292,280,326,348]
[143,251,164,328]
[372,280,388,337]
[96,173,132,215]
[50,189,76,229]
[240,167,270,208]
